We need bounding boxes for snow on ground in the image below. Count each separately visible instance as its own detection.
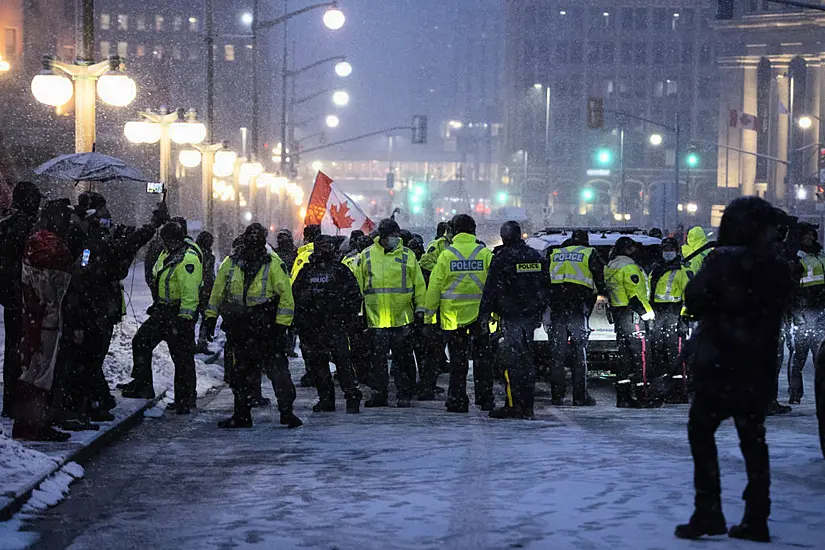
[0,263,225,519]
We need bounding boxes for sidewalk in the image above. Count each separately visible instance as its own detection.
[0,312,226,521]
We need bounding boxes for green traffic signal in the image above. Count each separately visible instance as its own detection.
[595,148,613,167]
[581,188,595,202]
[496,191,508,203]
[686,152,699,168]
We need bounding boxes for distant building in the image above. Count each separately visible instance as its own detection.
[714,2,824,222]
[504,1,719,229]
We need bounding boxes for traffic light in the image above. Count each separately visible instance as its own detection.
[818,147,825,171]
[595,148,613,167]
[717,0,734,20]
[411,115,428,144]
[686,152,700,168]
[409,183,426,204]
[817,185,825,202]
[581,188,595,202]
[496,191,508,203]
[587,97,605,129]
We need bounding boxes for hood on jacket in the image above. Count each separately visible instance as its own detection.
[717,197,786,248]
[682,226,709,257]
[607,255,636,270]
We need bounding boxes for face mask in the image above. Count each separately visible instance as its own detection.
[662,251,677,262]
[385,237,400,250]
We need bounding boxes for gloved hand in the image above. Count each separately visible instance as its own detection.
[792,311,806,327]
[641,311,655,322]
[150,201,170,229]
[414,311,425,326]
[677,317,690,338]
[178,316,197,334]
[146,304,157,316]
[203,316,217,340]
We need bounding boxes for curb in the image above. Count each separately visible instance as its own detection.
[0,390,167,522]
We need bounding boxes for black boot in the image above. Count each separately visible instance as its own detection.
[489,406,527,419]
[766,400,792,416]
[346,399,361,414]
[279,411,303,429]
[300,373,315,388]
[788,389,802,405]
[121,385,155,399]
[445,399,469,413]
[312,400,335,412]
[573,394,597,407]
[218,414,253,428]
[88,408,115,422]
[728,520,770,543]
[674,510,727,540]
[364,395,389,408]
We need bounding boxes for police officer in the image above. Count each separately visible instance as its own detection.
[121,222,201,414]
[789,223,825,403]
[649,237,691,404]
[605,236,655,408]
[356,219,426,408]
[682,226,713,275]
[425,214,493,413]
[481,221,549,419]
[204,223,302,429]
[419,221,451,277]
[293,235,363,413]
[291,224,321,282]
[547,229,605,406]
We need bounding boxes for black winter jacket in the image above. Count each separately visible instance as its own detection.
[479,240,549,322]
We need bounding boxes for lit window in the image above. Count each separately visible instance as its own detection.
[174,16,183,31]
[136,45,146,57]
[117,14,128,31]
[5,28,17,58]
[100,41,110,57]
[710,205,725,227]
[100,14,111,30]
[155,15,164,31]
[189,17,199,32]
[118,42,128,57]
[224,45,235,61]
[137,16,146,31]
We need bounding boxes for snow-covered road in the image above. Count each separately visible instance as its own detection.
[6,371,824,550]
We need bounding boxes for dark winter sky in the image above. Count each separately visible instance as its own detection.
[283,0,503,158]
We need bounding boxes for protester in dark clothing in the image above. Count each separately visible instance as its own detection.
[293,235,363,413]
[815,341,825,459]
[195,231,216,353]
[56,192,166,429]
[12,199,74,442]
[0,181,42,418]
[274,229,298,272]
[676,197,796,543]
[481,221,550,419]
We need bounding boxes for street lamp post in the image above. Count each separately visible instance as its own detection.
[31,0,136,153]
[124,108,206,183]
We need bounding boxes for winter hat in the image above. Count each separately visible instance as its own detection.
[378,218,401,238]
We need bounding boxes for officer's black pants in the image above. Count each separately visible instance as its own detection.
[132,312,197,406]
[300,324,362,404]
[548,306,589,401]
[790,322,825,399]
[417,327,446,394]
[370,326,416,400]
[688,394,771,520]
[2,307,22,417]
[613,307,642,402]
[348,323,372,385]
[651,304,683,400]
[445,321,494,407]
[229,325,295,417]
[499,318,536,412]
[815,340,825,458]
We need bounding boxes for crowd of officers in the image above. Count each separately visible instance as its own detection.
[5,182,823,440]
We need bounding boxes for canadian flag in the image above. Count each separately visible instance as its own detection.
[304,171,375,235]
[739,112,761,132]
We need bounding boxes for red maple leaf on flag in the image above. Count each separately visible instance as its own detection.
[329,201,355,229]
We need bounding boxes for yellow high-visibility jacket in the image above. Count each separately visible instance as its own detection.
[153,245,203,320]
[419,235,448,272]
[206,252,294,326]
[424,233,492,330]
[342,252,360,274]
[356,238,426,328]
[290,242,314,283]
[605,255,653,315]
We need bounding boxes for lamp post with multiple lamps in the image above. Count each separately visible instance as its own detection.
[30,0,136,153]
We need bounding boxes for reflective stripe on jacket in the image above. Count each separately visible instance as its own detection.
[290,242,314,283]
[798,250,825,287]
[653,266,690,303]
[549,245,595,289]
[356,238,426,328]
[153,246,202,319]
[605,255,653,314]
[206,252,295,326]
[424,233,492,330]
